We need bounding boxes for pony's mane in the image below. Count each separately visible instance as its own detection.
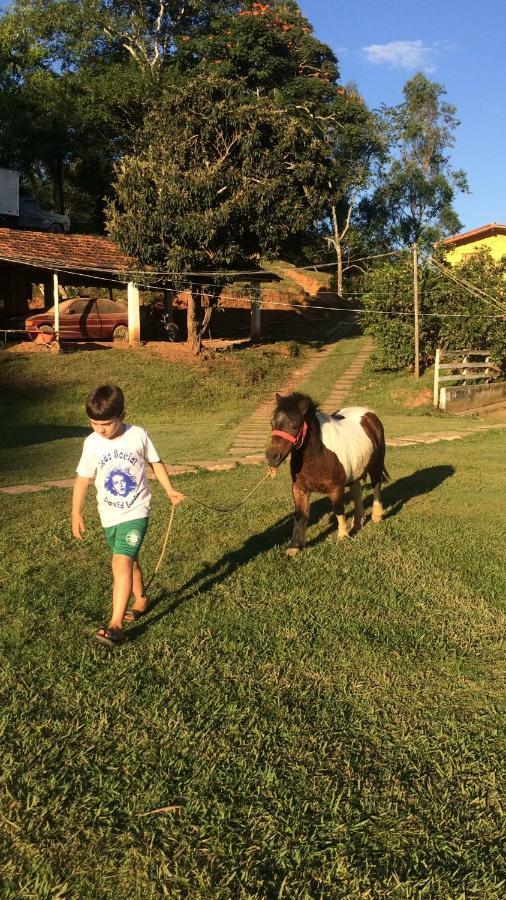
[276,392,319,417]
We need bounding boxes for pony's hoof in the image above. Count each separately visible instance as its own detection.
[337,531,350,540]
[372,503,384,523]
[286,546,300,557]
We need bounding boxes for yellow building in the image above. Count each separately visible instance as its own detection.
[439,222,506,265]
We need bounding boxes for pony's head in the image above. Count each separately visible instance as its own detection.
[265,392,316,468]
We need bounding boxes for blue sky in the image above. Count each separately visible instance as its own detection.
[299,0,506,233]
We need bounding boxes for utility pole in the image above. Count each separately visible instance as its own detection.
[413,242,420,379]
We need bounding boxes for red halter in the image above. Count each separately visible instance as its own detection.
[271,420,308,450]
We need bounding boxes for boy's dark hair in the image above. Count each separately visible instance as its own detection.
[86,384,125,420]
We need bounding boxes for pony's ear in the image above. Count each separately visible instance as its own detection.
[275,393,283,405]
[298,396,311,415]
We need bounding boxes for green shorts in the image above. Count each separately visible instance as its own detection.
[103,517,149,558]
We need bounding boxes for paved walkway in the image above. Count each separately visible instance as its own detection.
[227,318,357,457]
[2,331,506,496]
[320,339,373,414]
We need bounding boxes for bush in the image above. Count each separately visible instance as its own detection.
[362,249,506,371]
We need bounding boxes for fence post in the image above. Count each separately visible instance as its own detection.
[433,347,441,407]
[413,242,420,379]
[462,352,469,385]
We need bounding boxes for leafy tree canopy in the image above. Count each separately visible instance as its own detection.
[0,0,242,225]
[107,71,338,272]
[107,2,369,273]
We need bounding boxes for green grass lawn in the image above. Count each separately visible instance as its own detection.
[3,338,503,490]
[0,343,302,486]
[1,431,505,897]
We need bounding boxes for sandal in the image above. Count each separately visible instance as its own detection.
[95,626,125,647]
[123,598,149,623]
[123,609,146,623]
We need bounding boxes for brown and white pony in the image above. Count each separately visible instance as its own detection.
[265,392,388,555]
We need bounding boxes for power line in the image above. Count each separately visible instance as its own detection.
[425,257,506,313]
[298,248,410,270]
[255,299,505,318]
[2,253,504,322]
[3,243,406,280]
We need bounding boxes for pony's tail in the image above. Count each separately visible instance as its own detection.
[361,411,389,485]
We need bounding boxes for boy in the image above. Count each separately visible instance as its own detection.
[72,383,184,646]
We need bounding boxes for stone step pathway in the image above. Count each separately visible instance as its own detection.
[226,318,358,457]
[320,339,373,414]
[386,422,506,447]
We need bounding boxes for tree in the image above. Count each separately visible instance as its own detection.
[0,1,241,228]
[107,72,337,352]
[358,73,468,250]
[108,1,367,352]
[324,87,384,295]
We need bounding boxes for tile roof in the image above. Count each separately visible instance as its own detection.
[439,222,506,246]
[0,228,137,273]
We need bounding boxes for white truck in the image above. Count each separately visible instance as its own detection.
[0,167,70,232]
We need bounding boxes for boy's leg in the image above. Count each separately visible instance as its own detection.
[121,560,148,623]
[109,553,135,630]
[99,520,150,636]
[131,559,148,613]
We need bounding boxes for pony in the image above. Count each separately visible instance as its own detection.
[265,392,388,555]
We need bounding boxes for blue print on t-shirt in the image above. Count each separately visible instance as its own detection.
[104,468,137,498]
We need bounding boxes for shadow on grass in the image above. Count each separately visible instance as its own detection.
[129,508,295,639]
[258,312,361,351]
[1,424,90,449]
[129,465,454,640]
[380,464,455,519]
[62,342,114,353]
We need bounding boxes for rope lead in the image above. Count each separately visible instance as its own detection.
[145,468,273,589]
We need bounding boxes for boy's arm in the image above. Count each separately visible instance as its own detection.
[72,475,90,539]
[149,461,185,505]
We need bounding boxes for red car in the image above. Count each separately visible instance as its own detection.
[25,297,129,341]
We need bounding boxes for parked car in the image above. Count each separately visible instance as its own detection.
[0,168,71,231]
[24,297,129,341]
[18,196,70,233]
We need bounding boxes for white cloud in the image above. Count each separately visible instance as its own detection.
[363,40,436,71]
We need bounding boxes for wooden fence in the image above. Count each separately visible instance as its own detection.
[433,349,502,408]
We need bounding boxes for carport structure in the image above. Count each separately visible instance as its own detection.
[0,228,142,343]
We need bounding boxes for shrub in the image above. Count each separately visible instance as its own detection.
[362,249,506,371]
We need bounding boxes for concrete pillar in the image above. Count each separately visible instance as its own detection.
[127,281,141,343]
[250,286,261,340]
[11,270,31,316]
[42,277,53,309]
[52,272,60,335]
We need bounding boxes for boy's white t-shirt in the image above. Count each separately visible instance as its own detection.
[76,424,161,527]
